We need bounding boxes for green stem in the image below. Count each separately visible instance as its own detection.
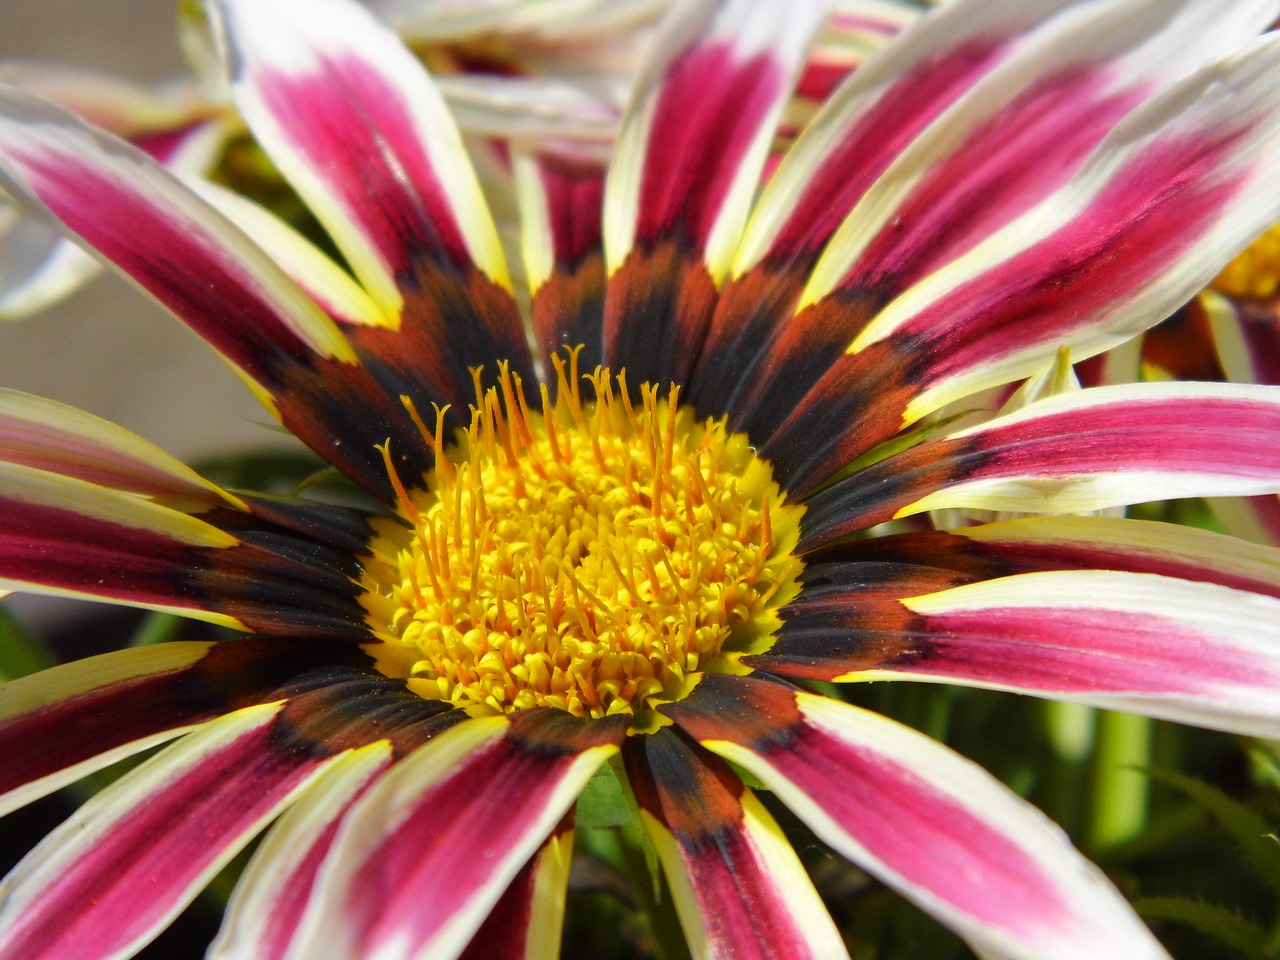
[1087,710,1152,854]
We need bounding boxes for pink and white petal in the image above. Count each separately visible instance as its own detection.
[601,0,832,386]
[733,0,1099,274]
[458,828,574,960]
[603,0,832,283]
[802,0,1280,307]
[209,741,395,960]
[0,387,240,508]
[800,383,1280,545]
[0,61,215,145]
[693,0,1232,423]
[188,179,389,328]
[662,676,1170,960]
[293,710,625,960]
[0,702,340,960]
[0,638,372,818]
[625,730,849,960]
[0,85,356,387]
[209,0,512,311]
[872,570,1280,736]
[867,31,1280,413]
[765,34,1280,490]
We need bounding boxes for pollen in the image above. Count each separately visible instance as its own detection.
[1211,221,1280,300]
[358,349,804,723]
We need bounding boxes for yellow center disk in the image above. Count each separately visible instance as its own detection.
[1211,221,1280,300]
[360,350,805,724]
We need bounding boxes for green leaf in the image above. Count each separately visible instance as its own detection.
[129,611,188,648]
[576,760,633,830]
[0,605,53,680]
[1147,767,1280,893]
[1135,896,1269,957]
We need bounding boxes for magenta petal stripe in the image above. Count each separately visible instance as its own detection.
[750,555,1280,735]
[0,704,335,960]
[0,87,441,499]
[600,0,831,387]
[662,675,1170,960]
[1205,288,1280,385]
[458,827,574,960]
[625,729,850,960]
[209,0,511,300]
[0,638,372,817]
[798,383,1280,549]
[293,710,626,960]
[210,687,466,960]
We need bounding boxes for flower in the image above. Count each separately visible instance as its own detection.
[3,0,1280,958]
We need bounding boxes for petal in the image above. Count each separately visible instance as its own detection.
[210,682,467,960]
[600,0,831,385]
[0,85,355,387]
[0,703,337,960]
[189,179,387,329]
[0,638,371,817]
[1204,288,1280,385]
[878,570,1280,736]
[763,33,1280,491]
[208,741,394,960]
[292,709,626,960]
[209,0,515,303]
[692,0,1109,410]
[0,462,369,637]
[211,0,539,464]
[845,515,1280,599]
[458,827,574,960]
[0,387,238,508]
[707,0,1279,430]
[625,729,850,960]
[663,676,1169,960]
[1209,493,1280,546]
[0,80,463,499]
[799,382,1280,546]
[373,0,666,40]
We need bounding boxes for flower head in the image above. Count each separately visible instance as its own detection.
[4,1,1280,958]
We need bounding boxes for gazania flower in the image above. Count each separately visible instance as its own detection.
[4,0,1280,958]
